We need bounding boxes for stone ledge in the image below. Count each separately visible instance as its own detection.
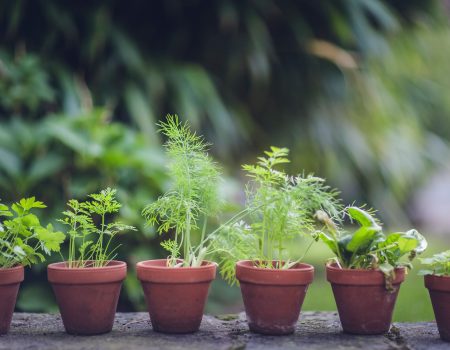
[0,312,446,350]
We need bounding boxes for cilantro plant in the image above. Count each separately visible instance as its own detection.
[419,251,450,276]
[59,188,136,268]
[316,206,427,287]
[0,197,65,268]
[212,147,342,284]
[142,115,224,267]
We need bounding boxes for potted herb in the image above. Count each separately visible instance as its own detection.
[212,147,342,335]
[0,197,64,334]
[316,207,427,335]
[47,188,136,335]
[138,115,224,333]
[419,250,450,342]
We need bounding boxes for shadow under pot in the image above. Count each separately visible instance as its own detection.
[47,261,126,335]
[425,275,450,342]
[0,265,24,335]
[236,260,314,335]
[326,263,405,335]
[136,259,216,334]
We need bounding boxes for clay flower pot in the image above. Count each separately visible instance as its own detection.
[0,265,24,335]
[236,260,314,335]
[47,260,126,335]
[425,275,450,342]
[326,264,405,335]
[136,259,216,333]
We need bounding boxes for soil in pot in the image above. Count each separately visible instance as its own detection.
[136,259,216,334]
[326,264,405,335]
[0,265,24,335]
[47,260,126,335]
[425,275,450,342]
[236,260,314,335]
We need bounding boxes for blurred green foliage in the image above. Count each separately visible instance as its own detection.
[0,0,449,319]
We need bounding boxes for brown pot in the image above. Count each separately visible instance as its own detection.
[47,260,126,335]
[236,260,314,335]
[136,259,216,333]
[425,274,450,342]
[326,264,405,335]
[0,265,24,335]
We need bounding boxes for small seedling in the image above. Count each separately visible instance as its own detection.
[59,188,136,268]
[419,250,450,276]
[0,197,65,268]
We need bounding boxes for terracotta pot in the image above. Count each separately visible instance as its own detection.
[47,260,126,335]
[236,260,314,335]
[326,264,405,335]
[425,274,450,342]
[136,259,216,333]
[0,265,24,335]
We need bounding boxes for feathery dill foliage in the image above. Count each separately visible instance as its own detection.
[0,198,65,268]
[213,146,342,284]
[59,188,136,268]
[142,114,222,267]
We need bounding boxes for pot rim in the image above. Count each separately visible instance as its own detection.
[236,260,314,286]
[0,264,24,271]
[326,262,406,273]
[236,259,314,272]
[47,260,127,285]
[136,259,217,284]
[136,259,217,270]
[424,274,450,292]
[0,264,24,285]
[48,260,126,271]
[326,263,405,285]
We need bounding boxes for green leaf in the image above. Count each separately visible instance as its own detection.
[20,214,41,228]
[347,207,381,229]
[379,262,394,275]
[318,231,338,255]
[11,203,24,215]
[403,229,427,254]
[346,226,381,252]
[396,236,418,255]
[35,224,65,252]
[13,245,26,257]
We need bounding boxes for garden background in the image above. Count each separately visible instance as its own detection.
[0,0,449,321]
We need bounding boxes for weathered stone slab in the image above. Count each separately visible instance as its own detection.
[0,312,446,350]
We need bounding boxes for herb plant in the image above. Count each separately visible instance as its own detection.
[212,147,342,284]
[143,115,229,267]
[59,188,136,268]
[316,206,427,286]
[419,251,450,276]
[0,197,65,268]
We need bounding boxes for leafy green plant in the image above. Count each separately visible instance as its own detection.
[142,115,224,268]
[212,147,342,284]
[419,251,450,276]
[0,197,64,268]
[316,206,427,287]
[59,188,136,268]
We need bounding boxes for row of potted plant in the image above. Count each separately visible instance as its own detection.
[0,115,448,342]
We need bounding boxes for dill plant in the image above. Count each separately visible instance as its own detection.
[142,115,224,267]
[0,197,65,268]
[212,146,342,284]
[59,188,136,268]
